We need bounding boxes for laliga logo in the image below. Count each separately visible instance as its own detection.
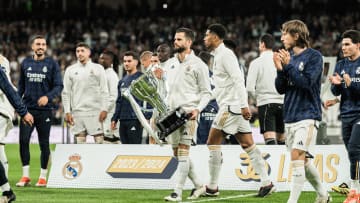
[235,153,271,182]
[62,153,83,180]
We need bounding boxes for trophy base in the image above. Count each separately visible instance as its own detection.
[156,107,190,139]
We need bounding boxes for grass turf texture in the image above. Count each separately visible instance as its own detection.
[5,144,345,202]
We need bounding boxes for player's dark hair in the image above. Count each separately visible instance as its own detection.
[342,30,360,44]
[30,35,46,44]
[124,51,139,61]
[207,24,227,39]
[260,34,275,49]
[76,42,91,50]
[102,50,119,74]
[176,27,195,42]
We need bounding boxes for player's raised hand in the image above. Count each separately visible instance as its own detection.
[273,52,283,71]
[329,73,342,85]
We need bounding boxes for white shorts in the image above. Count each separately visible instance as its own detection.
[0,115,13,144]
[285,119,318,152]
[211,106,252,135]
[166,120,197,147]
[71,115,104,136]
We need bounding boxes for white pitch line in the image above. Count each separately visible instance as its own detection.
[181,193,258,203]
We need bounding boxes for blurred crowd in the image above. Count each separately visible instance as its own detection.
[0,1,359,125]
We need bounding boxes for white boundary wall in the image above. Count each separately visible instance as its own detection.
[48,144,348,191]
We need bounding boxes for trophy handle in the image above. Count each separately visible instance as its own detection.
[122,88,163,145]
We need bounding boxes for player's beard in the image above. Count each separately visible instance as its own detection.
[174,46,186,53]
[35,49,45,58]
[204,43,215,52]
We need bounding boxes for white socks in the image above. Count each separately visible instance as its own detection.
[22,166,48,180]
[22,165,30,178]
[245,145,271,186]
[287,160,305,203]
[0,182,10,192]
[188,158,202,188]
[174,149,190,197]
[40,168,48,179]
[208,145,222,190]
[0,145,8,177]
[305,161,327,197]
[350,179,360,192]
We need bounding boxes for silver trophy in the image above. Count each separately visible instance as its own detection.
[122,70,189,144]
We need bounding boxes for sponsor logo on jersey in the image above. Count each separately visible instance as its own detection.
[107,155,177,179]
[351,77,360,83]
[27,72,46,82]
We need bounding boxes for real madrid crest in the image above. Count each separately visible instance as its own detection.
[298,62,304,72]
[42,66,48,73]
[356,67,360,75]
[62,154,83,180]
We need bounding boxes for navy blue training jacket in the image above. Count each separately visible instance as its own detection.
[331,57,360,118]
[18,56,63,110]
[0,67,28,117]
[275,48,323,123]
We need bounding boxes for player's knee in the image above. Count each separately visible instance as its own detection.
[75,135,86,144]
[94,135,104,144]
[177,148,189,157]
[176,148,190,162]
